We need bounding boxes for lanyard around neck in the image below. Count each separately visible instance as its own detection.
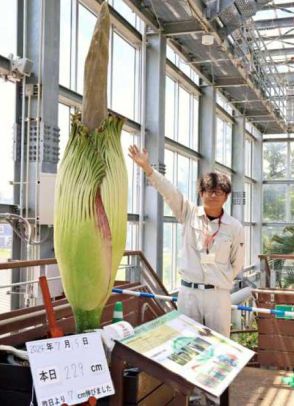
[203,213,223,254]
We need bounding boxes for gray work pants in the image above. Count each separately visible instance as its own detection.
[177,286,231,337]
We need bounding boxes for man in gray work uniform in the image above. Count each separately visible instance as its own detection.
[129,145,245,337]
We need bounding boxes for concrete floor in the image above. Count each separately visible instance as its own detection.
[230,367,294,406]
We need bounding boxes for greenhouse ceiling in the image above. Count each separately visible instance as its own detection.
[121,0,294,134]
[1,0,293,134]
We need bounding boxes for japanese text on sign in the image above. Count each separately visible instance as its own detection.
[26,332,114,406]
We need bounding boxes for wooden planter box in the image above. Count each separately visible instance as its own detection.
[253,289,294,369]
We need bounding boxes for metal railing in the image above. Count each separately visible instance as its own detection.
[0,251,176,314]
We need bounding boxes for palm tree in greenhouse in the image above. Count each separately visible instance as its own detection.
[265,226,294,288]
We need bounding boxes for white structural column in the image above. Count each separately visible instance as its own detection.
[198,84,216,178]
[232,115,245,222]
[143,33,166,277]
[231,114,245,328]
[252,132,263,275]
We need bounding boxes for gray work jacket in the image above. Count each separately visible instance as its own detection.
[148,169,245,290]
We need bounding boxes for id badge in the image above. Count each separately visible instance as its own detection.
[200,252,216,264]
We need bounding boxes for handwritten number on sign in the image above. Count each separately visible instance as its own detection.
[65,363,84,380]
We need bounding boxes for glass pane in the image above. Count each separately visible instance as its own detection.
[263,226,294,287]
[244,183,251,222]
[58,104,71,164]
[192,98,199,151]
[263,133,287,139]
[125,222,138,250]
[163,223,173,291]
[178,58,191,78]
[253,9,275,20]
[216,171,231,214]
[59,0,71,87]
[164,149,174,216]
[290,142,294,178]
[178,87,190,146]
[121,131,139,214]
[165,149,174,183]
[224,194,231,215]
[191,160,198,202]
[112,0,136,26]
[0,225,12,260]
[225,123,232,167]
[166,45,176,64]
[263,142,287,180]
[244,226,251,266]
[0,0,16,57]
[77,4,96,94]
[165,76,175,139]
[112,0,144,32]
[216,93,232,115]
[245,121,252,133]
[263,184,287,222]
[177,154,189,198]
[245,138,252,177]
[216,117,224,163]
[0,80,15,204]
[290,185,294,222]
[191,70,200,86]
[216,92,224,108]
[263,226,285,252]
[175,223,182,289]
[112,33,136,119]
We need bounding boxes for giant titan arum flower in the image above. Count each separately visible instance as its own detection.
[54,2,128,333]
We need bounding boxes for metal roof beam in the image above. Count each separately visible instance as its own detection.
[262,47,294,57]
[267,72,294,82]
[255,17,294,30]
[251,118,277,122]
[213,77,247,87]
[162,20,203,36]
[262,2,294,10]
[171,0,287,132]
[206,0,238,20]
[191,57,231,64]
[263,33,294,41]
[230,99,266,104]
[244,114,272,118]
[265,58,294,66]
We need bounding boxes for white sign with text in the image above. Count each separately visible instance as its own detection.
[26,331,114,406]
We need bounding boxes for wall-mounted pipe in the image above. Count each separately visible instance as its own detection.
[230,287,252,305]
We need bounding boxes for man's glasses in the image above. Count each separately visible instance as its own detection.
[204,190,226,196]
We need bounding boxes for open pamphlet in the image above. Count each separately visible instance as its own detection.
[116,310,254,398]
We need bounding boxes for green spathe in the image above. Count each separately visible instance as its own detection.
[54,114,128,332]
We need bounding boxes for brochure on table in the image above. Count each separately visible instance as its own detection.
[120,310,254,398]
